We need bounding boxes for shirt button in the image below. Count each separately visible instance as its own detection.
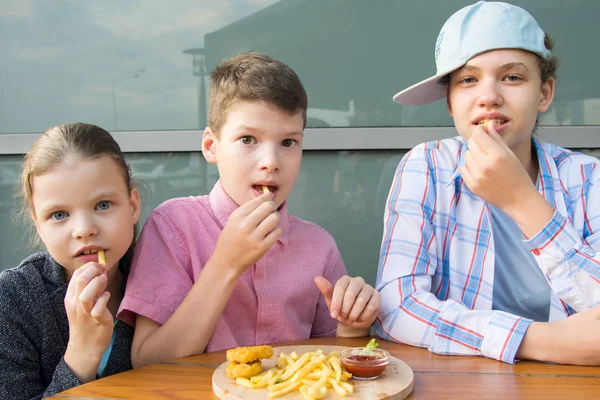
[532,249,541,256]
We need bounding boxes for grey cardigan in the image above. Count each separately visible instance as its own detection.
[0,252,133,400]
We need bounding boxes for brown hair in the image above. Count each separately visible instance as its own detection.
[16,122,138,271]
[537,34,559,83]
[208,52,307,136]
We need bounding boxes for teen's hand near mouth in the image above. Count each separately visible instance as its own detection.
[460,122,555,238]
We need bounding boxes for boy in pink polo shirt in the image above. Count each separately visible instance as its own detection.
[118,52,381,367]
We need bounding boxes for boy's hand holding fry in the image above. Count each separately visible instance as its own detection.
[213,193,281,277]
[314,275,381,337]
[63,260,114,382]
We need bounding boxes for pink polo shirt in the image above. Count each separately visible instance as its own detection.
[118,181,346,352]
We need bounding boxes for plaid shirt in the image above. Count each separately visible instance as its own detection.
[374,137,600,363]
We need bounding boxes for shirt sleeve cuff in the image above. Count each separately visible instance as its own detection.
[480,313,532,364]
[524,211,578,262]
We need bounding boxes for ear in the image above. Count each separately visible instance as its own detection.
[538,77,556,113]
[129,187,142,224]
[202,127,219,165]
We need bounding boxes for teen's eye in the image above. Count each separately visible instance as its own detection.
[281,139,297,148]
[240,136,256,145]
[504,74,522,82]
[96,201,111,211]
[457,76,476,84]
[50,211,68,221]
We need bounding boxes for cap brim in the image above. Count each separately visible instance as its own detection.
[392,64,464,106]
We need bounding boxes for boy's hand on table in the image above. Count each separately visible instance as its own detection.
[213,193,281,277]
[315,275,381,336]
[64,262,114,382]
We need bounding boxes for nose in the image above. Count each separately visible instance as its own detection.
[477,78,503,109]
[71,213,98,240]
[259,144,280,172]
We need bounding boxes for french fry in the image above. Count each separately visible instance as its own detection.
[235,378,254,388]
[339,380,354,394]
[236,349,353,398]
[262,185,270,194]
[328,378,347,396]
[98,250,106,265]
[268,381,303,398]
[279,352,311,381]
[291,355,326,383]
[329,356,342,382]
[307,375,328,399]
[249,370,270,384]
[299,385,314,400]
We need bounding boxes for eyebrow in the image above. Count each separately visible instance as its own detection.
[92,190,121,200]
[459,62,529,74]
[36,203,67,216]
[238,125,304,136]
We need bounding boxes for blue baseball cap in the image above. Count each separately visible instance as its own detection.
[393,1,551,106]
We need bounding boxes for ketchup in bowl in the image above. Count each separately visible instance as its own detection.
[340,348,390,380]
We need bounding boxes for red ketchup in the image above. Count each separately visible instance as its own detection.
[340,349,390,380]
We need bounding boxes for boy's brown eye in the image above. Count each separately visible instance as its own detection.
[240,136,254,145]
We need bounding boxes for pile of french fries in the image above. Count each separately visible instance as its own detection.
[235,349,354,399]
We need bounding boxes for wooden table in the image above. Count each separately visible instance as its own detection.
[50,337,600,399]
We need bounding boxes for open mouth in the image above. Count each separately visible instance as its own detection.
[476,118,508,129]
[76,248,101,257]
[254,185,277,193]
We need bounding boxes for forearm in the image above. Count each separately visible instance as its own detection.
[513,200,600,310]
[517,317,600,366]
[64,343,102,383]
[132,255,241,367]
[515,322,554,362]
[504,189,555,239]
[336,324,370,338]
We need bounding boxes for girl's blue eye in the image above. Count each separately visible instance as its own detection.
[240,136,256,145]
[281,139,296,148]
[96,201,111,211]
[505,74,521,82]
[51,211,68,221]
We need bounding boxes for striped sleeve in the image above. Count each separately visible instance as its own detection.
[525,162,600,311]
[374,143,532,363]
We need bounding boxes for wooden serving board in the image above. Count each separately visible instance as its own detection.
[212,345,414,400]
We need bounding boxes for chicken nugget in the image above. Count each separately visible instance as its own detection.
[226,345,273,363]
[226,360,263,379]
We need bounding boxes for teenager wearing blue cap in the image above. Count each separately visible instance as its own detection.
[376,1,600,365]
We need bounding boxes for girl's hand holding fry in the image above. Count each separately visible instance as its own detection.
[63,262,114,382]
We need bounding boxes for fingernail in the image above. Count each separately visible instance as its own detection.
[331,310,338,319]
